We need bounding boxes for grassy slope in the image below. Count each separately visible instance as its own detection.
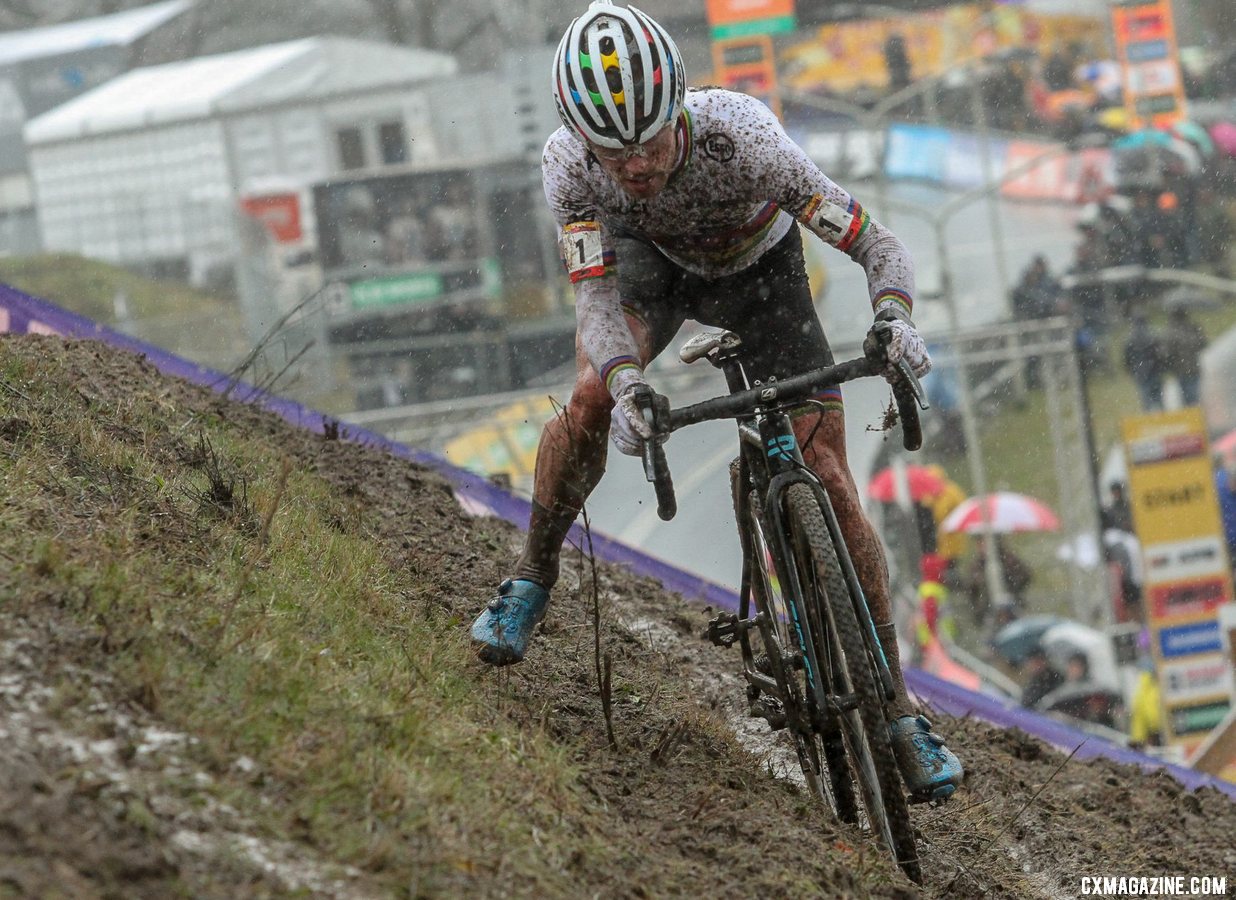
[0,334,899,898]
[0,254,237,324]
[0,254,248,371]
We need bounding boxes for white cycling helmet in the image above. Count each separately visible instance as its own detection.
[552,1,686,149]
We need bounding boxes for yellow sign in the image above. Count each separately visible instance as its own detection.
[1122,408,1236,753]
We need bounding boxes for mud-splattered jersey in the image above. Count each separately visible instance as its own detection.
[542,88,915,397]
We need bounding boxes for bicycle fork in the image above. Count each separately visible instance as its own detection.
[755,411,897,705]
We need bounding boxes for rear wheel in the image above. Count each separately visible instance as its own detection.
[784,483,921,883]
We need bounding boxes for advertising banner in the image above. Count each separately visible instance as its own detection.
[1122,408,1235,752]
[712,35,782,117]
[782,4,1102,94]
[240,193,303,244]
[1109,0,1188,129]
[705,0,795,39]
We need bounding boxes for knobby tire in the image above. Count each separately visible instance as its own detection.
[784,483,921,883]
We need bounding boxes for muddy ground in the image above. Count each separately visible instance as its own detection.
[1,334,1234,899]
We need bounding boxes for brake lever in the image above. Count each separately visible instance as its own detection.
[896,358,930,411]
[868,320,930,411]
[867,319,930,451]
[631,385,677,520]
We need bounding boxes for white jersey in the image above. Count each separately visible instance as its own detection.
[541,88,915,396]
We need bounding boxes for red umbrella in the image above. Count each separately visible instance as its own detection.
[940,492,1060,534]
[867,465,948,503]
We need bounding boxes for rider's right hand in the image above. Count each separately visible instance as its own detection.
[610,383,654,456]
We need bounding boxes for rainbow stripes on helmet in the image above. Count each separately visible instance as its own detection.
[552,2,686,149]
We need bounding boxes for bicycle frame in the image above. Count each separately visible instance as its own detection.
[647,328,930,880]
[723,353,898,707]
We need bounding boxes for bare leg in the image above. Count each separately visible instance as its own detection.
[512,314,655,590]
[794,409,913,718]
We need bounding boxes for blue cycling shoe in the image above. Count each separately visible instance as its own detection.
[470,579,549,666]
[888,714,964,803]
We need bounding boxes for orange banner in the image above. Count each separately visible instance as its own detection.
[706,0,793,26]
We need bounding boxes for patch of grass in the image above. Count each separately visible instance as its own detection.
[0,253,233,324]
[0,343,612,894]
[0,253,248,371]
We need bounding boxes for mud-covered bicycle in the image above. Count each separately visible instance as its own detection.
[632,322,928,882]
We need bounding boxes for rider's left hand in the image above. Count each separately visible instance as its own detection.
[879,318,931,379]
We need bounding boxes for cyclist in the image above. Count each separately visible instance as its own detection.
[471,0,963,801]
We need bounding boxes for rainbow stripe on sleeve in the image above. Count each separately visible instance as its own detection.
[835,200,870,253]
[600,355,642,393]
[874,288,913,318]
[790,385,844,417]
[568,249,617,283]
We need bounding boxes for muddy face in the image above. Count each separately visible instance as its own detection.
[589,125,679,199]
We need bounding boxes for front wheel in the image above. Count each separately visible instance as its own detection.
[784,483,921,883]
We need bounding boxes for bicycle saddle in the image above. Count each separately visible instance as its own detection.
[679,330,741,364]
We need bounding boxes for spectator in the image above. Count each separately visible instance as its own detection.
[1123,314,1166,411]
[1042,48,1075,92]
[1103,527,1144,623]
[1011,255,1062,322]
[1127,186,1170,269]
[1128,661,1163,748]
[883,33,911,93]
[1020,647,1065,709]
[961,542,993,626]
[1102,481,1135,533]
[1065,229,1116,370]
[997,536,1033,608]
[1160,306,1208,406]
[1064,651,1090,684]
[1055,652,1119,728]
[1011,255,1063,387]
[915,552,957,654]
[1155,190,1190,269]
[962,536,1033,624]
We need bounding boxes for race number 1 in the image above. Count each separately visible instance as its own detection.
[561,220,606,283]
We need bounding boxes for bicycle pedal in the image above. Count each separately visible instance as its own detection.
[703,612,756,648]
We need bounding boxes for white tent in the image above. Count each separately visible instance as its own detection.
[26,37,457,144]
[23,37,458,277]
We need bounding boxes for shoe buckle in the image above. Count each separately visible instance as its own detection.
[487,597,505,612]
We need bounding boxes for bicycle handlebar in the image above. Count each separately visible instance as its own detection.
[634,322,929,521]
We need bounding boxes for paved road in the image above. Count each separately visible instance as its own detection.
[585,182,1080,589]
